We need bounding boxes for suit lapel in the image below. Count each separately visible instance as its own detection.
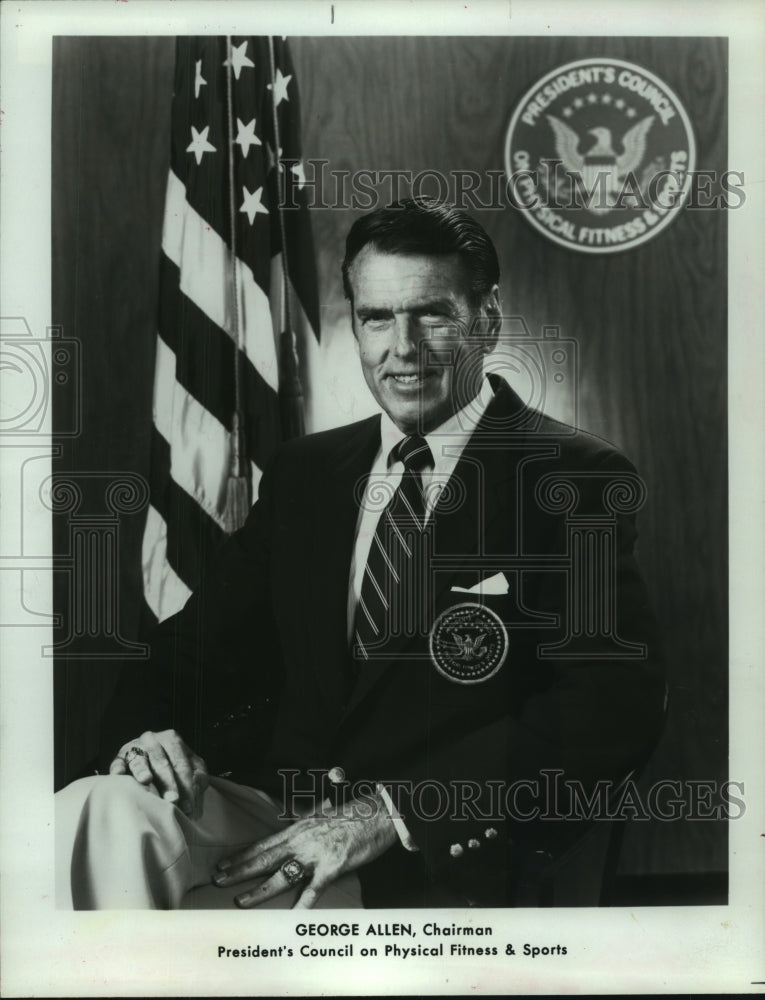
[304,416,381,709]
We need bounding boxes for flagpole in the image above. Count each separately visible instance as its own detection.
[223,35,252,532]
[268,36,305,441]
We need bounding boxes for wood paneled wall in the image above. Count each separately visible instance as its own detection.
[52,35,728,877]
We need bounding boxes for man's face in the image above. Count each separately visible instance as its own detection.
[348,247,499,435]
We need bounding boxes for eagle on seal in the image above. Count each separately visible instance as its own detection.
[444,631,488,662]
[545,113,655,215]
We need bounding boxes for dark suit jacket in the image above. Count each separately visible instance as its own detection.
[100,377,666,906]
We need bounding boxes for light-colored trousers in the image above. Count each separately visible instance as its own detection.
[55,774,362,910]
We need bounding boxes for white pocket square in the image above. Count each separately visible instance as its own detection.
[451,572,509,595]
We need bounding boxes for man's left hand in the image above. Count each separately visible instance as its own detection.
[213,795,398,909]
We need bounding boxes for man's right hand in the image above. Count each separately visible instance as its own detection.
[109,730,209,819]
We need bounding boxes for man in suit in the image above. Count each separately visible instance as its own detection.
[56,198,665,909]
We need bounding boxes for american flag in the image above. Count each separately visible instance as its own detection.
[142,36,320,623]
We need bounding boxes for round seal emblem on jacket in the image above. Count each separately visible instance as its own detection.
[429,602,509,684]
[504,58,695,253]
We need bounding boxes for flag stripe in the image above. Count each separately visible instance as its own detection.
[146,432,261,618]
[158,254,281,470]
[142,504,194,621]
[148,427,227,585]
[162,170,280,392]
[153,335,248,528]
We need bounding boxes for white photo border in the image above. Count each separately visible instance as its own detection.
[1,0,763,995]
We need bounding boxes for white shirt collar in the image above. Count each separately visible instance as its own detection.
[379,376,495,473]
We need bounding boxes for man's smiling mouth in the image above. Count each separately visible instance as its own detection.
[389,372,437,385]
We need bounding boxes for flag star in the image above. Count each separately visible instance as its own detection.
[291,160,306,189]
[240,185,269,224]
[186,125,216,165]
[587,92,598,103]
[224,40,255,80]
[235,117,262,157]
[615,98,625,109]
[194,59,207,99]
[602,92,613,104]
[573,97,584,108]
[626,106,637,118]
[267,67,292,105]
[562,106,573,118]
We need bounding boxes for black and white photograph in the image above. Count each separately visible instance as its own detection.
[1,0,763,995]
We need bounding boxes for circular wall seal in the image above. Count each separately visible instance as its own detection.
[429,602,509,685]
[504,58,696,253]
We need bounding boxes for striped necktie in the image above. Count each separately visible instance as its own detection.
[354,435,433,661]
